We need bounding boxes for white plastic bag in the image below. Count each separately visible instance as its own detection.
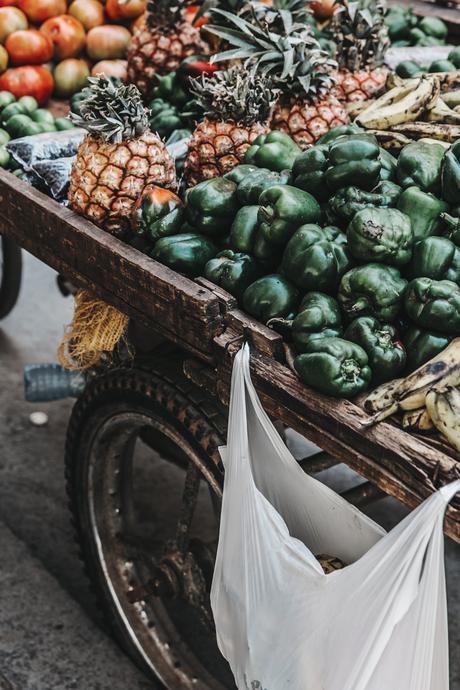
[211,344,460,690]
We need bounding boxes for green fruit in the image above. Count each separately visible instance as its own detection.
[0,144,10,168]
[0,91,15,110]
[5,113,32,137]
[38,121,56,132]
[1,101,26,123]
[448,46,460,69]
[17,95,39,113]
[0,127,10,145]
[30,108,54,124]
[55,117,74,131]
[21,121,43,136]
[428,59,456,73]
[395,60,424,78]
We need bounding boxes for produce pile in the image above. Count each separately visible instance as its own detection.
[385,4,449,47]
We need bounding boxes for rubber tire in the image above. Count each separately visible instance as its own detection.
[0,237,22,319]
[65,362,227,684]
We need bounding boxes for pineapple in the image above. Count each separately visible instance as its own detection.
[127,0,209,98]
[208,9,349,149]
[331,0,390,102]
[184,66,276,186]
[69,76,176,238]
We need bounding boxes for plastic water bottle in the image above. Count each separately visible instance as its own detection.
[24,364,86,402]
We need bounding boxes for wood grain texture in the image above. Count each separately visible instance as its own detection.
[0,170,222,360]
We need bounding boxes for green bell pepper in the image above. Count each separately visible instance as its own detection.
[418,16,448,41]
[236,168,289,206]
[429,59,456,73]
[347,207,413,266]
[379,149,398,181]
[441,139,460,205]
[442,212,460,245]
[396,186,449,241]
[224,164,258,185]
[329,181,401,221]
[408,236,460,282]
[148,98,183,139]
[186,178,239,237]
[403,325,452,372]
[204,249,261,300]
[396,141,445,194]
[151,233,218,277]
[131,186,184,243]
[243,274,300,323]
[344,316,406,383]
[281,224,352,293]
[229,205,259,253]
[316,123,362,146]
[404,278,460,334]
[289,144,330,202]
[325,134,382,192]
[244,131,301,172]
[292,292,343,353]
[256,185,321,247]
[448,46,460,69]
[395,60,425,78]
[151,72,188,108]
[339,264,407,322]
[294,337,372,398]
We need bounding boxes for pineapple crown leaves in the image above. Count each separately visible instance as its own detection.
[145,0,194,29]
[186,66,279,126]
[207,9,338,100]
[331,0,389,70]
[69,76,150,144]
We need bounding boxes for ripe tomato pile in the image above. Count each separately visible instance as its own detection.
[0,0,146,102]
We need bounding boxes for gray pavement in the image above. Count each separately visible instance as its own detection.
[0,252,459,688]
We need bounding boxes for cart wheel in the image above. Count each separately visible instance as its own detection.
[0,236,22,319]
[65,362,234,690]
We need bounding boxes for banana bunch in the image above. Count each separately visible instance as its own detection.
[363,339,460,446]
[356,75,441,130]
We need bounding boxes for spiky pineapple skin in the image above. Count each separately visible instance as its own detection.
[184,118,269,187]
[271,97,349,150]
[69,132,176,237]
[335,67,388,102]
[127,18,208,96]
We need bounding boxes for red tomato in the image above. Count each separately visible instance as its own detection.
[6,28,53,64]
[0,64,53,103]
[18,0,65,23]
[0,0,19,7]
[310,0,337,18]
[86,25,130,61]
[105,0,144,20]
[0,6,27,43]
[68,0,103,31]
[91,58,126,80]
[40,14,86,60]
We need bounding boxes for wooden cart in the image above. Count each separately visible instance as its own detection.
[1,168,459,689]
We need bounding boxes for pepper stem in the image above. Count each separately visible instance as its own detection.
[259,205,275,223]
[341,358,361,383]
[441,212,460,230]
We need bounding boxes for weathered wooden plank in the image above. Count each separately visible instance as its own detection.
[0,170,222,361]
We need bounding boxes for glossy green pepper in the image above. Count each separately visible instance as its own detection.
[244,131,301,172]
[448,46,460,69]
[186,178,239,237]
[419,16,448,40]
[344,316,406,383]
[229,205,259,253]
[396,141,445,194]
[429,59,456,72]
[204,250,261,300]
[404,278,460,334]
[325,134,382,192]
[339,264,407,322]
[347,207,413,266]
[151,71,188,108]
[292,292,343,352]
[395,60,425,78]
[289,144,330,201]
[396,186,449,241]
[329,181,401,221]
[294,337,372,398]
[441,139,460,204]
[151,233,218,277]
[224,164,258,185]
[408,236,460,282]
[236,168,289,205]
[403,325,452,372]
[256,185,321,247]
[442,212,460,245]
[281,224,352,293]
[131,186,184,243]
[316,123,362,146]
[379,149,398,181]
[243,274,300,323]
[148,98,183,139]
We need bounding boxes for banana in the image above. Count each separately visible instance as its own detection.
[363,338,460,426]
[426,98,460,125]
[356,76,440,130]
[441,90,460,109]
[386,71,460,92]
[402,407,434,433]
[426,385,460,453]
[392,122,460,143]
[364,378,403,414]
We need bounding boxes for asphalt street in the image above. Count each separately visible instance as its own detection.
[0,252,459,689]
